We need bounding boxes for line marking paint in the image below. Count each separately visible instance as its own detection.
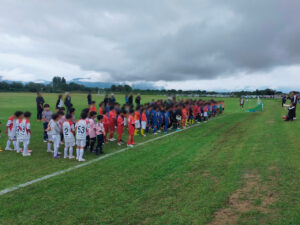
[0,115,228,196]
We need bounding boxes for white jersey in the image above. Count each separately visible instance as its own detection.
[6,116,16,138]
[15,119,24,140]
[16,119,30,140]
[48,119,61,136]
[63,121,75,142]
[75,119,88,140]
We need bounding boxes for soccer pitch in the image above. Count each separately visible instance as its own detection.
[0,93,300,224]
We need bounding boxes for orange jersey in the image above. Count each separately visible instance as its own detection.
[134,111,140,121]
[182,108,187,118]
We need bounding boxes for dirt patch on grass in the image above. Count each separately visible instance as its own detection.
[208,171,277,225]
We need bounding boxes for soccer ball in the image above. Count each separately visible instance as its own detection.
[282,115,287,120]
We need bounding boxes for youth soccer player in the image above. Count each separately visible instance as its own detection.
[108,106,116,141]
[141,108,147,136]
[15,112,24,153]
[75,112,89,162]
[90,101,97,112]
[117,110,125,146]
[95,115,105,155]
[127,109,136,147]
[5,111,22,151]
[22,112,32,157]
[134,106,141,135]
[47,113,62,158]
[103,110,109,143]
[164,107,170,133]
[63,114,75,159]
[42,104,52,142]
[88,111,97,152]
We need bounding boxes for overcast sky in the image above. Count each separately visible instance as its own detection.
[0,0,300,91]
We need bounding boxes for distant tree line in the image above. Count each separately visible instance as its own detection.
[0,76,285,96]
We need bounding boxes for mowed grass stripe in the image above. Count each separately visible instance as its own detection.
[0,112,253,224]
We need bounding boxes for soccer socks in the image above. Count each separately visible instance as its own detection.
[47,142,52,151]
[76,148,79,159]
[141,129,144,136]
[5,140,11,149]
[13,140,17,150]
[23,143,28,156]
[79,149,84,160]
[64,147,68,158]
[54,146,58,157]
[16,140,20,153]
[69,147,73,158]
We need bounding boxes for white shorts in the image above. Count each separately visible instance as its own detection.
[141,121,147,130]
[204,112,208,117]
[76,139,86,147]
[47,134,53,142]
[52,135,61,148]
[65,141,75,147]
[135,120,140,129]
[8,131,16,140]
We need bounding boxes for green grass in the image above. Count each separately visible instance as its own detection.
[0,93,299,224]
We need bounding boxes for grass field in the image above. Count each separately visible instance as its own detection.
[0,93,300,225]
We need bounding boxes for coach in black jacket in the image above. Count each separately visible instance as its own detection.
[289,91,297,119]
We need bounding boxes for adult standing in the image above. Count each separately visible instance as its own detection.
[56,94,64,109]
[240,97,244,109]
[87,91,92,106]
[109,93,116,106]
[135,94,141,108]
[282,95,287,108]
[125,94,129,104]
[290,91,297,119]
[36,92,45,121]
[104,94,109,106]
[128,93,133,106]
[64,92,73,113]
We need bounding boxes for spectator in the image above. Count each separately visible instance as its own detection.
[128,93,133,106]
[87,91,92,106]
[125,94,129,104]
[56,95,64,108]
[104,94,109,106]
[36,92,45,121]
[109,94,116,106]
[64,92,73,113]
[135,94,141,108]
[282,95,287,107]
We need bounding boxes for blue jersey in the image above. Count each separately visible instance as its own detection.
[164,111,170,122]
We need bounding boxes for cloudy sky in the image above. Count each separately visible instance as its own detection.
[0,0,300,91]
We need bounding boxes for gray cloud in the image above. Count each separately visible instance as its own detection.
[0,0,300,82]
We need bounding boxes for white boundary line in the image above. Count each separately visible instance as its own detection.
[0,115,227,196]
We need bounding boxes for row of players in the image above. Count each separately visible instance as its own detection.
[4,99,225,161]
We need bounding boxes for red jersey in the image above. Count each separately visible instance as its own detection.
[117,116,124,128]
[99,107,103,115]
[90,106,97,112]
[128,115,134,128]
[103,115,109,126]
[109,110,116,123]
[141,113,147,122]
